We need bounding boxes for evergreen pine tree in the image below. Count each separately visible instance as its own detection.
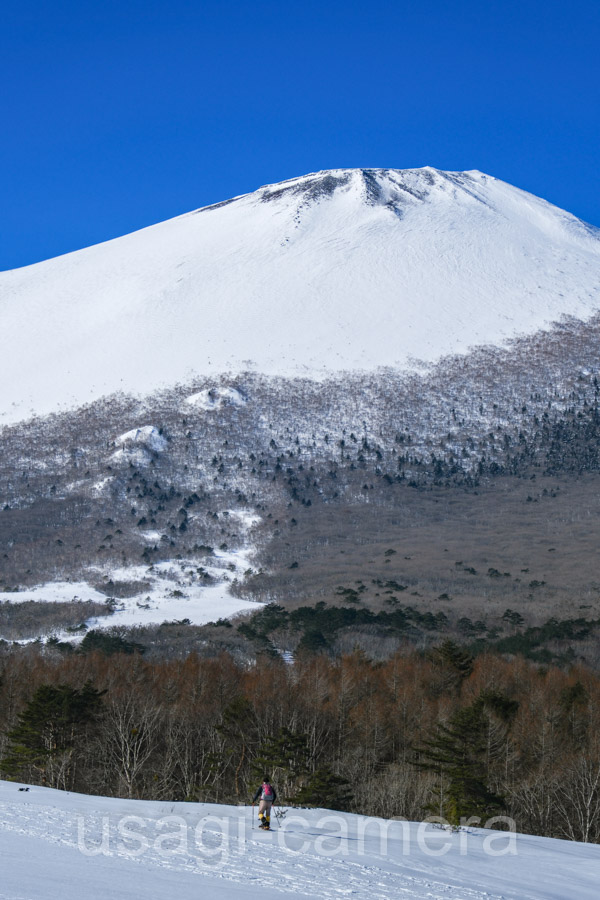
[414,699,505,825]
[1,682,104,789]
[252,727,352,811]
[293,766,353,811]
[216,696,257,799]
[252,727,311,802]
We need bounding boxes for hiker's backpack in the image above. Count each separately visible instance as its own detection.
[262,782,273,799]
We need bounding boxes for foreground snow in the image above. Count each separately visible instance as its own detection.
[1,781,598,899]
[1,167,599,424]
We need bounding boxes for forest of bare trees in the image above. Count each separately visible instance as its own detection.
[2,643,600,843]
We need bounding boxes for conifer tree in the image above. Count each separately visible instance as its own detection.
[294,767,353,811]
[252,726,352,810]
[252,727,311,802]
[414,699,505,825]
[1,682,104,789]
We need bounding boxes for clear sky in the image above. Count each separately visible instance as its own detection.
[1,0,599,270]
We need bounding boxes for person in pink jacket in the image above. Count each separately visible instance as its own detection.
[252,777,277,829]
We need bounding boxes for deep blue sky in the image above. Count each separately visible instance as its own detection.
[2,0,599,270]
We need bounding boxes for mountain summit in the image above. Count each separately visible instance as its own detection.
[2,167,600,423]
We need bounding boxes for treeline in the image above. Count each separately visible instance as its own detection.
[1,643,600,843]
[234,601,600,667]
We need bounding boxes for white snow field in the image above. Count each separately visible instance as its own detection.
[1,167,600,424]
[0,546,262,641]
[1,781,598,900]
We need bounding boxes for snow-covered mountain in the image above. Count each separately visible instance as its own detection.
[3,781,599,900]
[2,167,600,424]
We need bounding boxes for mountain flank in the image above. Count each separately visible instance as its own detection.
[1,168,600,662]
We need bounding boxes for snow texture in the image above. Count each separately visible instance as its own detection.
[1,781,598,899]
[0,546,261,641]
[185,387,247,410]
[116,425,168,453]
[2,167,600,425]
[108,425,168,465]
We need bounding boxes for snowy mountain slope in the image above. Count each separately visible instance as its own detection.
[1,167,600,424]
[2,781,599,900]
